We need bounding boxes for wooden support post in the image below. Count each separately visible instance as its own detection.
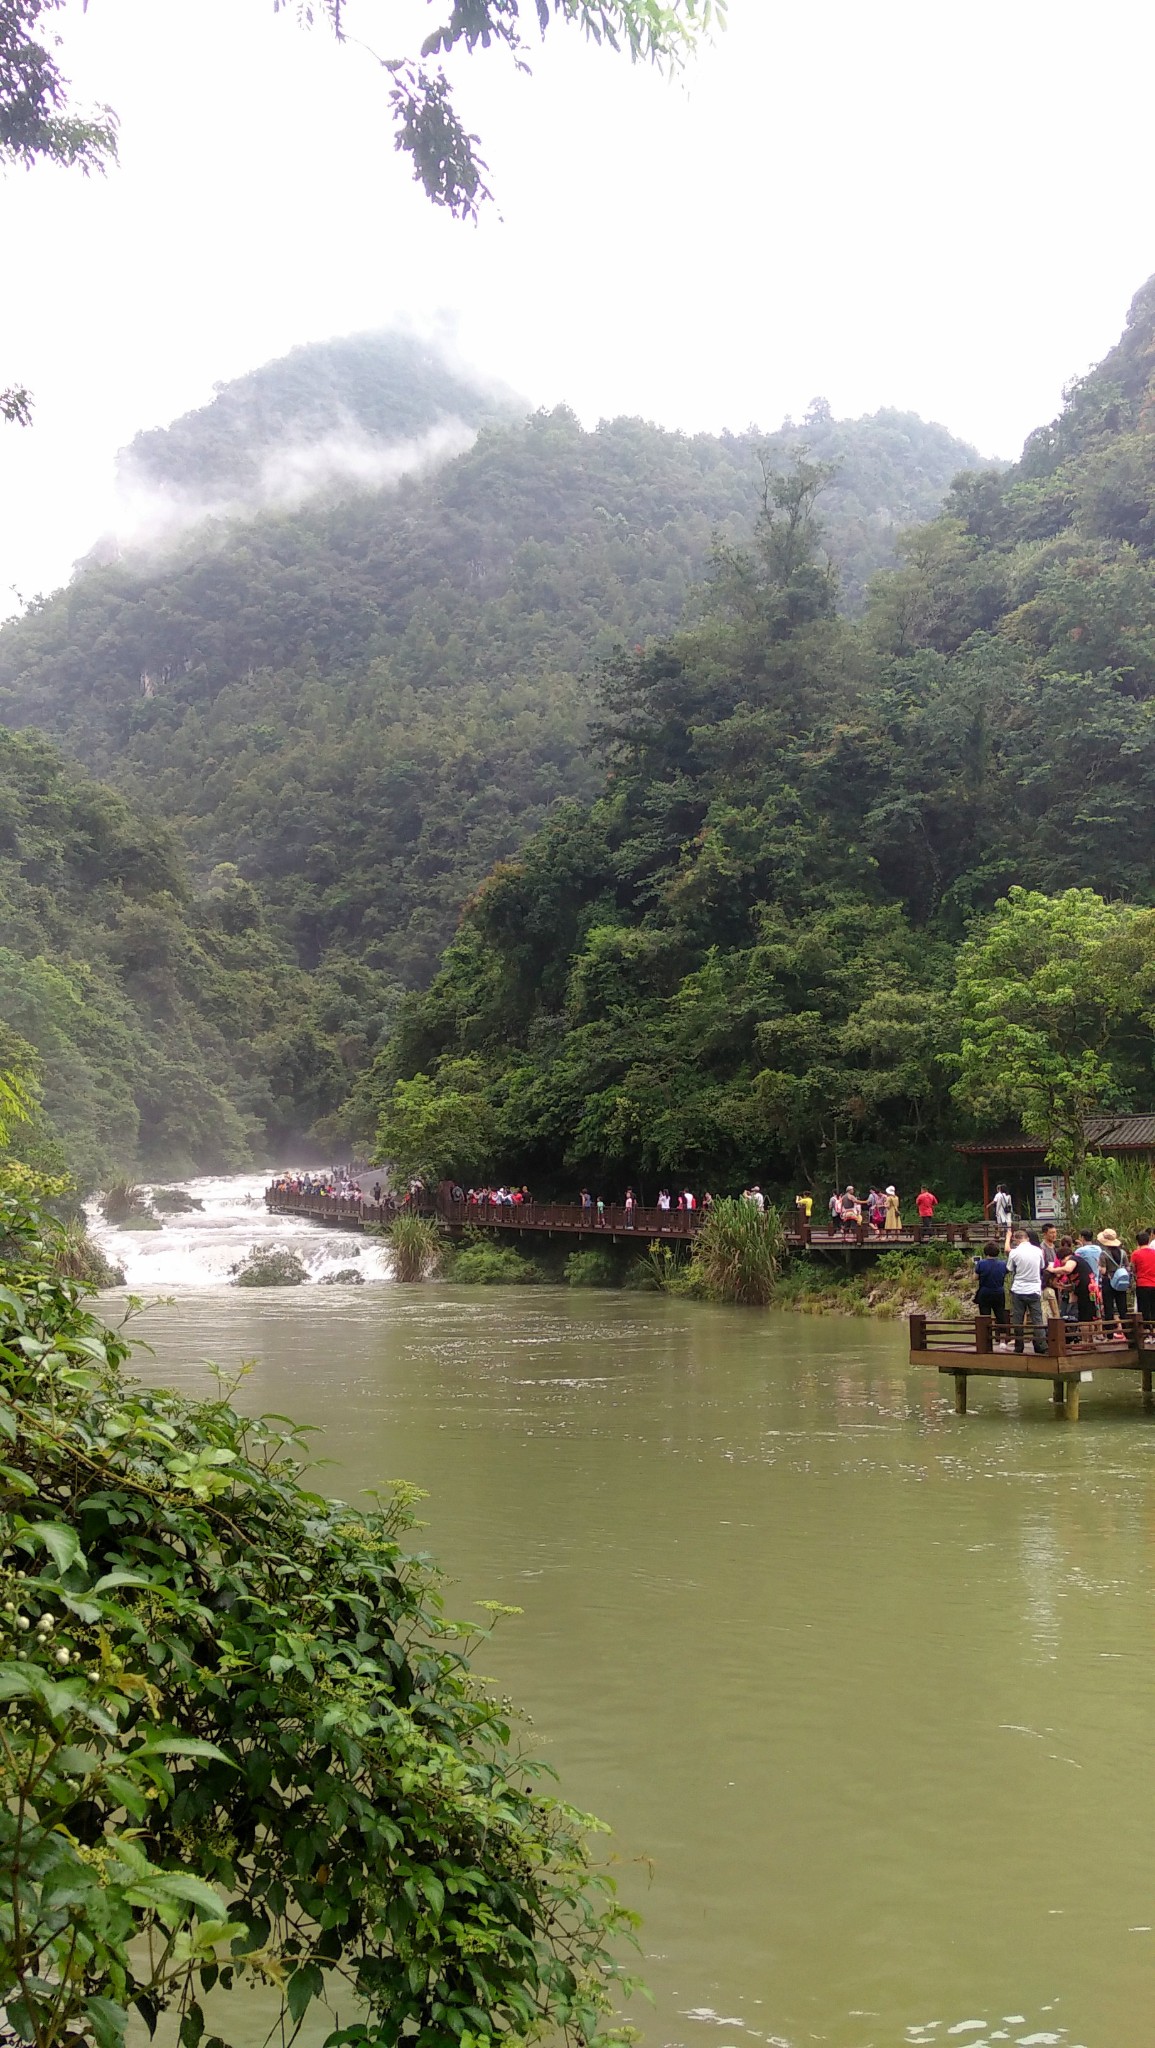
[1066,1379,1081,1422]
[975,1315,993,1355]
[910,1313,927,1353]
[1144,1368,1153,1405]
[1052,1378,1066,1407]
[953,1372,968,1415]
[1047,1317,1067,1358]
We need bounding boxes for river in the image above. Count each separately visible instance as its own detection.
[90,1179,1155,2048]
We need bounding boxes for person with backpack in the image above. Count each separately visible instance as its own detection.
[1096,1229,1132,1336]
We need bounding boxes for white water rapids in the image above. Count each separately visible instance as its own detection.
[85,1172,393,1290]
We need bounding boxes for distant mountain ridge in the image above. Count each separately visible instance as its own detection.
[0,330,987,1175]
[119,330,521,504]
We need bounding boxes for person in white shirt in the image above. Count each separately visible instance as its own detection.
[1006,1227,1047,1354]
[991,1183,1014,1230]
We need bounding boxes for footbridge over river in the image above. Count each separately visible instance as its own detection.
[264,1187,994,1255]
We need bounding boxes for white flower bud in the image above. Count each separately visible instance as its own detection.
[55,1647,70,1666]
[15,1616,29,1631]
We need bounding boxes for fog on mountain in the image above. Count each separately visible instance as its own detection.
[1,277,1152,1187]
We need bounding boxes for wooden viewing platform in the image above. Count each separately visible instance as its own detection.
[265,1187,1000,1253]
[909,1312,1155,1420]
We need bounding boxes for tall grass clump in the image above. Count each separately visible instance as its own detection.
[626,1241,687,1293]
[687,1197,786,1305]
[386,1210,444,1281]
[98,1180,149,1225]
[49,1218,125,1289]
[1072,1155,1155,1246]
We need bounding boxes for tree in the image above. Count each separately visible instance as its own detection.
[2,1,718,221]
[288,1,722,218]
[374,1059,498,1181]
[948,886,1155,1172]
[0,1193,635,2048]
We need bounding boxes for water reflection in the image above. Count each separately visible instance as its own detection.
[119,1275,1155,2048]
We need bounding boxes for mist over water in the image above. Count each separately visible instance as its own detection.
[86,1171,392,1289]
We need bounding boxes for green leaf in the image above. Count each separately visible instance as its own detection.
[127,1872,227,1920]
[286,1963,324,2023]
[132,1733,235,1766]
[179,2004,205,2048]
[27,1519,85,1576]
[86,1998,128,2048]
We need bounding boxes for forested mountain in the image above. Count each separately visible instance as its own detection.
[117,330,520,506]
[0,331,986,1177]
[362,277,1155,1198]
[0,730,393,1184]
[0,342,980,999]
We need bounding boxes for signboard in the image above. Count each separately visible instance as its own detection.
[1034,1175,1065,1221]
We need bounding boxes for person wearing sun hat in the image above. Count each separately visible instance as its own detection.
[1097,1227,1132,1336]
[883,1185,901,1232]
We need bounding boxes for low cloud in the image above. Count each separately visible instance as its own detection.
[83,414,477,569]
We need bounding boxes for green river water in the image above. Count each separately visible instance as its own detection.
[127,1282,1155,2048]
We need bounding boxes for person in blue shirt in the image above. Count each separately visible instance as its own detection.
[974,1240,1009,1334]
[1073,1230,1103,1323]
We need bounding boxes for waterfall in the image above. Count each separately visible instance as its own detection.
[85,1172,393,1290]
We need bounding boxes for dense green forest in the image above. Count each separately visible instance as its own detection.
[0,731,393,1183]
[0,336,979,1002]
[360,276,1155,1198]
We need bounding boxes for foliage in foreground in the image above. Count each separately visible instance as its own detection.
[0,1195,636,2048]
[685,1199,785,1306]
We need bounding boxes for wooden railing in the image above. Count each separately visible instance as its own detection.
[265,1186,1001,1247]
[910,1312,1153,1358]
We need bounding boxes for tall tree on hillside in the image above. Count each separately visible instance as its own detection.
[948,887,1155,1173]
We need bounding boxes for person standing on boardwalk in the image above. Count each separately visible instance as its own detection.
[884,1185,901,1232]
[989,1183,1014,1230]
[915,1185,938,1241]
[839,1186,861,1239]
[795,1190,813,1228]
[973,1240,1009,1338]
[1071,1230,1103,1324]
[624,1188,637,1227]
[1130,1229,1155,1321]
[1006,1225,1047,1354]
[1097,1229,1132,1335]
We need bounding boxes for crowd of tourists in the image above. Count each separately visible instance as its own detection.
[972,1219,1155,1355]
[268,1169,367,1201]
[792,1184,942,1237]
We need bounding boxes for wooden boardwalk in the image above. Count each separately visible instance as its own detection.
[910,1312,1155,1420]
[265,1187,997,1253]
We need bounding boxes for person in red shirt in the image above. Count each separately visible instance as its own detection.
[1130,1229,1155,1320]
[915,1185,938,1241]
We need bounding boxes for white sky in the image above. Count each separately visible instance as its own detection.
[1,0,1153,607]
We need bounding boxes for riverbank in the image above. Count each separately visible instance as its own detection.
[772,1246,976,1319]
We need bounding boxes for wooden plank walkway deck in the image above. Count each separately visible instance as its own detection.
[909,1312,1155,1420]
[265,1188,998,1253]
